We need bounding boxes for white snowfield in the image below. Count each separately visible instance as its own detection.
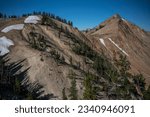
[99,38,106,47]
[0,36,14,56]
[1,24,24,33]
[108,38,129,56]
[24,16,41,24]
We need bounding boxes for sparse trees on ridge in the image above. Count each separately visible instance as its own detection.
[0,12,7,19]
[0,11,74,27]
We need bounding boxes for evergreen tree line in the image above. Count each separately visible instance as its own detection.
[0,11,73,26]
[0,12,19,19]
[39,11,73,26]
[41,14,72,39]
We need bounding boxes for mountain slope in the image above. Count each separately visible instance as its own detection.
[0,14,150,99]
[0,15,95,99]
[85,14,150,84]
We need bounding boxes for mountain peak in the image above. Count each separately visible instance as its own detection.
[113,14,122,19]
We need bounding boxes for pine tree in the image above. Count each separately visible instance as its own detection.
[62,88,67,100]
[143,86,150,100]
[83,73,96,100]
[59,25,63,38]
[93,55,106,76]
[68,21,73,26]
[69,56,73,66]
[133,74,145,92]
[42,15,49,25]
[115,54,130,75]
[0,12,3,18]
[68,70,78,100]
[60,55,65,64]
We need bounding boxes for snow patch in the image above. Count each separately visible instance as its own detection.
[121,18,126,21]
[121,18,128,23]
[24,16,41,24]
[1,24,24,33]
[108,38,129,56]
[0,36,14,56]
[99,38,106,47]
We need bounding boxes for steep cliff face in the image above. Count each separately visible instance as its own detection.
[85,14,150,84]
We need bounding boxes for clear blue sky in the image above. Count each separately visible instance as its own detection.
[0,0,150,31]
